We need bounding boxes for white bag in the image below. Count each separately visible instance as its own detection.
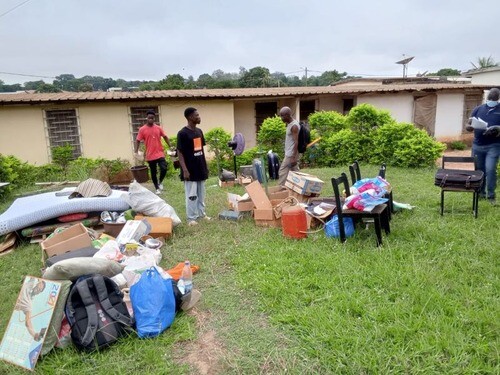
[124,181,181,226]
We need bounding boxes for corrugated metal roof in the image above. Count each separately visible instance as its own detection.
[0,84,489,105]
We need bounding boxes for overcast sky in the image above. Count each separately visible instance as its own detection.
[1,0,499,85]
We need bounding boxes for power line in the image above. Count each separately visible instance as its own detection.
[0,0,34,19]
[0,71,56,79]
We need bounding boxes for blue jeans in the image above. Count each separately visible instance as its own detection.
[184,180,207,221]
[472,143,500,199]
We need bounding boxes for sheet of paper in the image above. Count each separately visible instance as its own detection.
[471,117,487,130]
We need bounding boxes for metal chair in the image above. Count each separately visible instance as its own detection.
[331,172,390,247]
[438,156,484,218]
[348,161,394,217]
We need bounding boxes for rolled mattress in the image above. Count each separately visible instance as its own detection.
[0,188,130,235]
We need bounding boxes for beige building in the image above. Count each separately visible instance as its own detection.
[0,82,488,164]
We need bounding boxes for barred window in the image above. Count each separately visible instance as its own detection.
[130,106,160,142]
[44,109,82,159]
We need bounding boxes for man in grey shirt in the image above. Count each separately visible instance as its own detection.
[278,106,300,186]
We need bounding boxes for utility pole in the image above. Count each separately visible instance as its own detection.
[300,67,308,86]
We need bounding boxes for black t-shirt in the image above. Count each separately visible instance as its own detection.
[176,126,209,181]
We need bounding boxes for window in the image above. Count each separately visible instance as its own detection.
[130,106,160,142]
[462,93,483,132]
[44,109,82,159]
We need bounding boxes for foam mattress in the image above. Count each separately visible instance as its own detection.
[0,188,130,235]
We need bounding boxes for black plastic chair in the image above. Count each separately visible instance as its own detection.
[348,161,394,217]
[331,173,390,247]
[438,156,483,218]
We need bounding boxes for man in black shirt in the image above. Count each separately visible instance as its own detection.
[177,107,210,226]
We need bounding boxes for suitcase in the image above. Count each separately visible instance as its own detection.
[434,169,484,189]
[252,158,264,183]
[267,152,280,180]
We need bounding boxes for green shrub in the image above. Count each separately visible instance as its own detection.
[205,127,233,175]
[371,122,419,164]
[393,131,446,167]
[257,116,286,159]
[308,111,347,136]
[51,144,75,174]
[320,130,374,166]
[346,103,395,133]
[237,146,260,167]
[450,141,467,150]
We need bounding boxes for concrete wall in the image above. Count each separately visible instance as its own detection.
[470,71,500,86]
[317,96,343,112]
[0,106,47,164]
[434,93,464,139]
[0,100,235,165]
[234,100,257,148]
[358,93,414,123]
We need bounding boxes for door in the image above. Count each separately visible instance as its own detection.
[255,102,278,132]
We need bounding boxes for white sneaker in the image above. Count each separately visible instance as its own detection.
[202,216,212,221]
[159,183,164,191]
[155,189,161,195]
[188,220,198,226]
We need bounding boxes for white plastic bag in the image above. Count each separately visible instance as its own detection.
[124,181,181,226]
[93,240,126,262]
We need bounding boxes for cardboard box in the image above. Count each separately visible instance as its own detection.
[245,181,285,227]
[219,179,236,188]
[134,215,172,239]
[115,219,151,245]
[267,185,290,200]
[286,188,319,203]
[41,223,92,259]
[286,171,324,196]
[227,193,254,212]
[238,176,253,185]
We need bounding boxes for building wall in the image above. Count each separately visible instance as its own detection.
[234,100,257,148]
[317,96,343,112]
[470,71,500,86]
[358,93,414,123]
[434,93,464,139]
[78,103,132,160]
[0,106,47,164]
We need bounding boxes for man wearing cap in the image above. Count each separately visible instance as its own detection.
[134,110,172,194]
[177,107,210,226]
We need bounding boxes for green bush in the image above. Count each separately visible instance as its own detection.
[205,127,233,176]
[393,131,446,168]
[346,104,395,133]
[320,130,374,166]
[237,146,260,167]
[308,111,347,136]
[257,116,286,159]
[371,122,419,164]
[450,141,467,150]
[51,144,75,174]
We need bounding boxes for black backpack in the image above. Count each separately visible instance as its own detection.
[65,274,134,351]
[297,122,311,154]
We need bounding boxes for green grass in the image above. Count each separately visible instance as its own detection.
[0,164,499,374]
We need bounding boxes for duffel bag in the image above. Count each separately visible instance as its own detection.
[434,169,484,189]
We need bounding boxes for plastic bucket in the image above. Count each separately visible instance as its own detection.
[130,165,149,183]
[281,205,307,239]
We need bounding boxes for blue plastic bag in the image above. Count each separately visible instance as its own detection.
[325,215,355,238]
[130,267,176,338]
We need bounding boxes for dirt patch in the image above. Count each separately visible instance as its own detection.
[175,309,226,375]
[436,149,473,170]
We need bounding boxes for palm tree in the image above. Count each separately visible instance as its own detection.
[470,56,498,70]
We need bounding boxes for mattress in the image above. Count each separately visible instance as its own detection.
[0,188,130,235]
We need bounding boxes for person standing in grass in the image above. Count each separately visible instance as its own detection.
[278,106,300,187]
[134,109,172,195]
[177,107,210,226]
[466,88,500,205]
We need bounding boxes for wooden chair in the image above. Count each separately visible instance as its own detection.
[438,156,484,218]
[331,173,390,246]
[348,161,394,217]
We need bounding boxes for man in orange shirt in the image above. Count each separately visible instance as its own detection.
[134,110,172,194]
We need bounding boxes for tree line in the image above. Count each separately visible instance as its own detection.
[0,56,496,93]
[0,67,349,93]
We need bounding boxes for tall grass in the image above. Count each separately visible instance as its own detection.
[0,164,498,374]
